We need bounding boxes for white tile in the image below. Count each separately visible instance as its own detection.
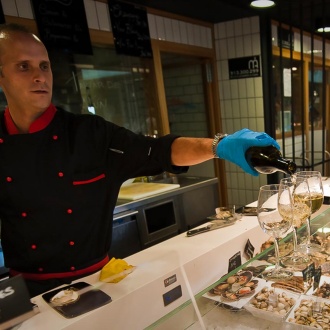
[227,37,236,58]
[179,21,188,44]
[206,27,212,48]
[220,59,229,80]
[256,117,265,131]
[217,22,227,39]
[250,16,259,34]
[239,98,248,114]
[234,19,243,36]
[248,117,257,131]
[218,39,228,60]
[235,36,244,57]
[232,99,240,118]
[241,118,249,128]
[243,34,252,56]
[247,98,256,115]
[225,20,235,38]
[251,33,261,54]
[155,16,166,40]
[164,17,174,42]
[186,22,195,45]
[242,18,251,35]
[246,77,255,97]
[171,19,180,43]
[1,0,18,16]
[96,2,111,31]
[193,24,202,47]
[230,80,239,99]
[84,0,99,30]
[254,77,263,97]
[221,80,231,100]
[147,14,157,39]
[223,99,233,117]
[255,97,264,117]
[237,79,247,98]
[16,0,33,18]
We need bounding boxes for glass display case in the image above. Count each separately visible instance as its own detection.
[147,206,330,329]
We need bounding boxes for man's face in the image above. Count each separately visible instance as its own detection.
[0,32,53,113]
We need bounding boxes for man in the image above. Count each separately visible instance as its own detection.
[0,23,278,297]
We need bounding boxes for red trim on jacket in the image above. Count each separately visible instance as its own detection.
[4,104,57,134]
[9,255,109,281]
[73,174,106,185]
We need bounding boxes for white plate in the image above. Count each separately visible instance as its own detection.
[203,278,267,309]
[286,294,330,329]
[244,285,299,323]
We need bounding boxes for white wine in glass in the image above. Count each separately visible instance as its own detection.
[257,184,293,281]
[295,171,324,253]
[279,177,311,270]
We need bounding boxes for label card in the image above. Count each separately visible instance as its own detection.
[228,251,242,273]
[244,239,255,259]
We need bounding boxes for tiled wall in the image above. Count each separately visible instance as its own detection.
[214,17,268,207]
[0,0,213,49]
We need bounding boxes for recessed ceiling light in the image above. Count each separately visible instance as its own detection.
[250,0,276,8]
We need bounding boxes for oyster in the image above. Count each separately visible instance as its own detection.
[50,288,79,306]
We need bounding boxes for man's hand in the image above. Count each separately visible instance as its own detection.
[216,128,280,176]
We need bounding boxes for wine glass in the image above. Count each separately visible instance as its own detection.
[279,177,311,270]
[257,184,293,281]
[295,171,324,253]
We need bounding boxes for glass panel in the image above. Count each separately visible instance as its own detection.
[161,53,209,138]
[49,47,160,136]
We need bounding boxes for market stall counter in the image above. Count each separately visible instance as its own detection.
[9,205,330,329]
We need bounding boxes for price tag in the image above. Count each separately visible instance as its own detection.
[228,251,241,273]
[302,262,315,282]
[244,239,255,259]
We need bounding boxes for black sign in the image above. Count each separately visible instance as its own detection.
[302,262,315,282]
[0,276,34,329]
[31,0,92,55]
[108,0,152,58]
[228,55,260,79]
[278,27,294,50]
[228,251,242,273]
[244,239,255,260]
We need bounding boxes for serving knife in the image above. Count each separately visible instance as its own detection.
[186,219,236,237]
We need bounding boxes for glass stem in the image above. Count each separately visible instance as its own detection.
[273,237,281,272]
[292,227,298,252]
[306,216,312,245]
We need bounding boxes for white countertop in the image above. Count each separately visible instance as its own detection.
[16,204,330,329]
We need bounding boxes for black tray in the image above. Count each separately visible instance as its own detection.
[42,282,112,318]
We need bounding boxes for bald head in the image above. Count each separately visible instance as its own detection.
[0,23,43,58]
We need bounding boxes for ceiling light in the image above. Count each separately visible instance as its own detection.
[315,17,330,33]
[250,0,276,8]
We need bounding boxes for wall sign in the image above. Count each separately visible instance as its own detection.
[278,27,294,50]
[31,0,92,55]
[228,55,261,79]
[108,0,152,58]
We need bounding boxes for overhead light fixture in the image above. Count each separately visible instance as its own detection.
[250,0,276,8]
[315,17,330,33]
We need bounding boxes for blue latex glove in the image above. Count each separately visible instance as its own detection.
[216,128,280,176]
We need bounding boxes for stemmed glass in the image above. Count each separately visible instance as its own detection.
[257,184,293,281]
[295,171,324,253]
[279,177,311,270]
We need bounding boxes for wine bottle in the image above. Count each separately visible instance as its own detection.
[245,146,297,175]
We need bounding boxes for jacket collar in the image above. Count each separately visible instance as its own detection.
[4,104,57,134]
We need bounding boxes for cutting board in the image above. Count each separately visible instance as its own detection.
[118,182,180,200]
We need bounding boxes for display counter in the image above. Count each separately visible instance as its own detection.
[13,205,330,329]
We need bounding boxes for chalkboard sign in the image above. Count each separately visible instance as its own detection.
[31,0,92,55]
[228,55,261,80]
[108,0,152,58]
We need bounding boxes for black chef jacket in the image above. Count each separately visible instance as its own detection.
[0,105,187,291]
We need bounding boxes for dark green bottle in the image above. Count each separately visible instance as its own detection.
[245,146,297,175]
